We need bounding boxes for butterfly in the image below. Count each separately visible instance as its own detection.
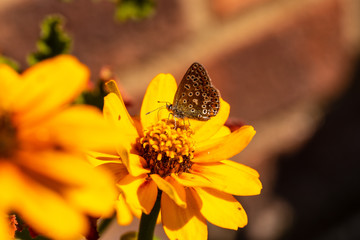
[167,62,220,121]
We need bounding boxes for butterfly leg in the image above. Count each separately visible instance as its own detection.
[181,118,189,128]
[167,113,177,129]
[174,118,178,129]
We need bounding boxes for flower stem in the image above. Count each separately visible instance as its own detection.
[138,190,162,240]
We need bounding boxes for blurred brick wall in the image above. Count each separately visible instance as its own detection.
[1,0,360,239]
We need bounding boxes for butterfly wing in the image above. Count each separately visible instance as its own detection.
[172,62,220,121]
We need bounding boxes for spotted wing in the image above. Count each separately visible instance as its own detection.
[172,62,220,121]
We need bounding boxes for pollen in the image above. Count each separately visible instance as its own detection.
[137,119,195,178]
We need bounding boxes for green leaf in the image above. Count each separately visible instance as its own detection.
[115,0,156,21]
[27,15,72,66]
[0,55,20,71]
[74,80,107,110]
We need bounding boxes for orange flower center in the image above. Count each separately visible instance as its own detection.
[0,112,18,158]
[137,119,195,178]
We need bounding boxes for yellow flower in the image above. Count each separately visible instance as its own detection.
[0,55,119,239]
[94,74,262,239]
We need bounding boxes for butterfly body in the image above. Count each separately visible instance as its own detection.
[167,62,220,121]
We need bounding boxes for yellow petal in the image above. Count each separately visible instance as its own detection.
[118,175,157,214]
[15,55,89,123]
[161,188,207,240]
[103,92,138,143]
[140,73,177,129]
[88,151,121,161]
[127,154,150,177]
[0,163,88,239]
[86,151,121,166]
[0,212,12,240]
[171,172,213,188]
[66,184,116,218]
[210,126,231,139]
[115,194,133,226]
[190,161,262,196]
[17,151,117,217]
[18,151,105,186]
[194,125,256,163]
[97,162,129,183]
[0,64,23,110]
[221,159,261,177]
[195,187,248,229]
[0,163,16,208]
[191,98,230,143]
[103,93,139,166]
[22,105,121,152]
[151,175,186,208]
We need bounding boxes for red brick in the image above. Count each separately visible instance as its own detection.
[0,0,187,76]
[210,0,272,17]
[207,0,349,121]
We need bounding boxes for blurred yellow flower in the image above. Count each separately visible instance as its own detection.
[93,75,262,240]
[0,55,119,239]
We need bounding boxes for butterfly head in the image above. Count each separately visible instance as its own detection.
[166,103,187,120]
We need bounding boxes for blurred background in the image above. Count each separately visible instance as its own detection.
[1,0,360,239]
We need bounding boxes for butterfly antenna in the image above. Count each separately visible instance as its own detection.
[145,105,166,115]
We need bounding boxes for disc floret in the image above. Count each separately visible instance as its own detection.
[137,119,195,178]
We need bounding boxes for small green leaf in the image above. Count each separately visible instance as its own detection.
[120,231,138,240]
[74,80,107,110]
[0,55,20,71]
[115,0,156,21]
[14,214,50,240]
[27,15,72,66]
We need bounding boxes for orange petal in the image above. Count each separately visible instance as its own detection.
[140,73,177,129]
[115,194,133,226]
[15,55,89,123]
[137,179,159,214]
[191,98,230,143]
[151,175,186,208]
[194,125,256,163]
[195,187,248,229]
[118,175,157,214]
[0,163,88,239]
[0,64,23,110]
[191,161,262,196]
[161,188,207,240]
